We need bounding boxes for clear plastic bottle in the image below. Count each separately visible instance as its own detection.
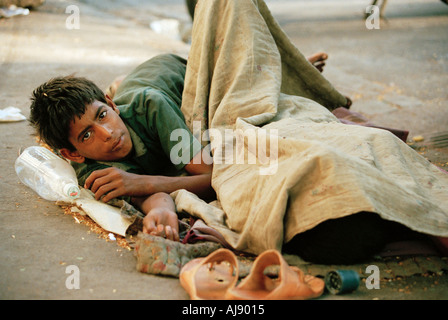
[15,146,80,201]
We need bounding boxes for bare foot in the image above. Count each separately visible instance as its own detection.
[307,52,328,73]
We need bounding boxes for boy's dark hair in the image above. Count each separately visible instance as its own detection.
[29,75,106,151]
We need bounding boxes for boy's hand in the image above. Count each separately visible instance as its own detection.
[84,167,149,202]
[143,207,180,241]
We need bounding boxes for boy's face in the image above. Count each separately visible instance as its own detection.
[61,98,133,163]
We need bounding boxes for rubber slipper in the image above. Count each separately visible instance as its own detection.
[226,249,324,300]
[179,248,239,300]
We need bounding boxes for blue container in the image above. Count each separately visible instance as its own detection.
[325,270,360,294]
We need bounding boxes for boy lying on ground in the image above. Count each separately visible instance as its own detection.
[30,55,209,241]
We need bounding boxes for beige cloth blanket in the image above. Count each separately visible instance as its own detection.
[174,0,448,255]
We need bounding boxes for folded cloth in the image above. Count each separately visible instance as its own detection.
[135,232,222,277]
[182,218,233,249]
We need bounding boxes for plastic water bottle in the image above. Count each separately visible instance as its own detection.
[15,146,80,201]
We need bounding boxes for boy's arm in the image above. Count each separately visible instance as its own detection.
[84,151,215,203]
[149,150,215,199]
[132,192,179,241]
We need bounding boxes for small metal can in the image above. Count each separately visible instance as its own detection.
[325,270,360,295]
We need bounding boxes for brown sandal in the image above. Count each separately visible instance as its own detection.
[179,248,239,300]
[226,249,324,300]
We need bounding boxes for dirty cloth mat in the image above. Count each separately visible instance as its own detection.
[173,0,448,256]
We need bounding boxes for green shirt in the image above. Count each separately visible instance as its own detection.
[72,54,202,186]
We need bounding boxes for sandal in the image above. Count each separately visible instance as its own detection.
[226,249,324,300]
[179,248,239,300]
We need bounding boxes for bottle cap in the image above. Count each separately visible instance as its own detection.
[63,184,80,200]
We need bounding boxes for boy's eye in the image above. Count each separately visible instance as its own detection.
[99,110,107,120]
[82,131,92,141]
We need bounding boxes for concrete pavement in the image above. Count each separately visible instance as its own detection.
[1,0,447,301]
